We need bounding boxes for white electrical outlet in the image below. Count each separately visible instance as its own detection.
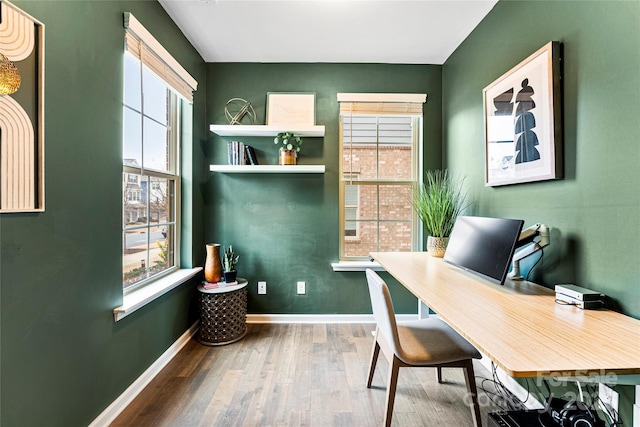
[599,383,619,418]
[297,281,306,294]
[258,281,267,295]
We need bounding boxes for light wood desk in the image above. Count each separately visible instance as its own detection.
[371,252,640,379]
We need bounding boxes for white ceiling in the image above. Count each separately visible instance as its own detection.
[159,0,498,64]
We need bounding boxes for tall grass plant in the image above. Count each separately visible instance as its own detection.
[413,170,468,238]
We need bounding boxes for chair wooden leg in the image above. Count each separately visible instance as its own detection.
[367,338,381,388]
[437,366,443,383]
[383,356,401,427]
[463,360,482,427]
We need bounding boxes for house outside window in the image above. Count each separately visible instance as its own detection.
[338,93,426,261]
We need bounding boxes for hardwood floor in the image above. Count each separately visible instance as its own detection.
[111,323,497,426]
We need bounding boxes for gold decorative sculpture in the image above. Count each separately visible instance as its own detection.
[0,52,21,94]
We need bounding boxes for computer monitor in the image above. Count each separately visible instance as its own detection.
[443,216,525,285]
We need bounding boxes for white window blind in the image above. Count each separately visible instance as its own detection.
[339,102,424,116]
[124,12,197,102]
[342,115,414,146]
[338,93,426,115]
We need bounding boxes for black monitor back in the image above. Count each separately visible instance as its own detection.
[443,216,524,285]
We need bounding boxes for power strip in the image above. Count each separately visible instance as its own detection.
[555,292,604,309]
[555,284,606,309]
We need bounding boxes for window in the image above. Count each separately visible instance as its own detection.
[344,174,359,238]
[338,93,426,260]
[122,52,178,289]
[122,13,197,291]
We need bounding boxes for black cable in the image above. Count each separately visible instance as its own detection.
[476,370,520,411]
[526,246,544,281]
[476,374,509,410]
[477,363,540,413]
[479,381,510,410]
[528,377,550,408]
[490,362,528,411]
[555,297,608,309]
[555,298,578,306]
[600,295,618,311]
[491,364,512,409]
[585,383,622,427]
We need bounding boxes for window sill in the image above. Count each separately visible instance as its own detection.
[113,267,202,321]
[331,261,385,272]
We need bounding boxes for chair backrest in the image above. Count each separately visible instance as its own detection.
[366,269,402,356]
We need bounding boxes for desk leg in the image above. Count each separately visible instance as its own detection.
[418,300,430,319]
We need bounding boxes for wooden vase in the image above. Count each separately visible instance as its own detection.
[279,149,297,165]
[204,243,222,283]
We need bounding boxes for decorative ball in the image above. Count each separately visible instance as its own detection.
[225,98,256,125]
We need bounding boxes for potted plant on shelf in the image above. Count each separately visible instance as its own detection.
[412,169,468,257]
[274,132,302,165]
[222,245,239,283]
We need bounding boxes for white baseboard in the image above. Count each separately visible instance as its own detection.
[246,313,418,324]
[89,322,199,427]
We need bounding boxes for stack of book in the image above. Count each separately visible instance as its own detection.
[203,280,238,290]
[228,141,259,165]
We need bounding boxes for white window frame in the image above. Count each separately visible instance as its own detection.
[121,79,180,291]
[332,93,426,271]
[114,13,200,321]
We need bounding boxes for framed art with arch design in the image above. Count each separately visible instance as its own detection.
[0,0,45,212]
[483,41,563,187]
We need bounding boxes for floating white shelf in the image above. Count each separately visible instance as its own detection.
[209,124,325,137]
[210,165,325,174]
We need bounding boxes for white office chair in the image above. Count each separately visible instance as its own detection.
[365,269,483,427]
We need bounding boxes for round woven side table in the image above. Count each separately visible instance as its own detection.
[197,278,248,346]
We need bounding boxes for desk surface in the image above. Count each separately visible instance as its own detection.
[371,252,640,378]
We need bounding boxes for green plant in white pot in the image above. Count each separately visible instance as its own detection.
[413,169,468,257]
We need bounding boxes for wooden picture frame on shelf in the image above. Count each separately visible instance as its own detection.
[483,41,563,187]
[266,92,315,126]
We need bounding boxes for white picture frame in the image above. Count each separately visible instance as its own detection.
[483,41,563,187]
[266,92,315,126]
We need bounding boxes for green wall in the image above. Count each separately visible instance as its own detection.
[0,2,206,426]
[444,0,640,316]
[2,0,637,425]
[442,0,640,422]
[206,63,442,315]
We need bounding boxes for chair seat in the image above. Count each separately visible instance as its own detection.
[395,318,481,366]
